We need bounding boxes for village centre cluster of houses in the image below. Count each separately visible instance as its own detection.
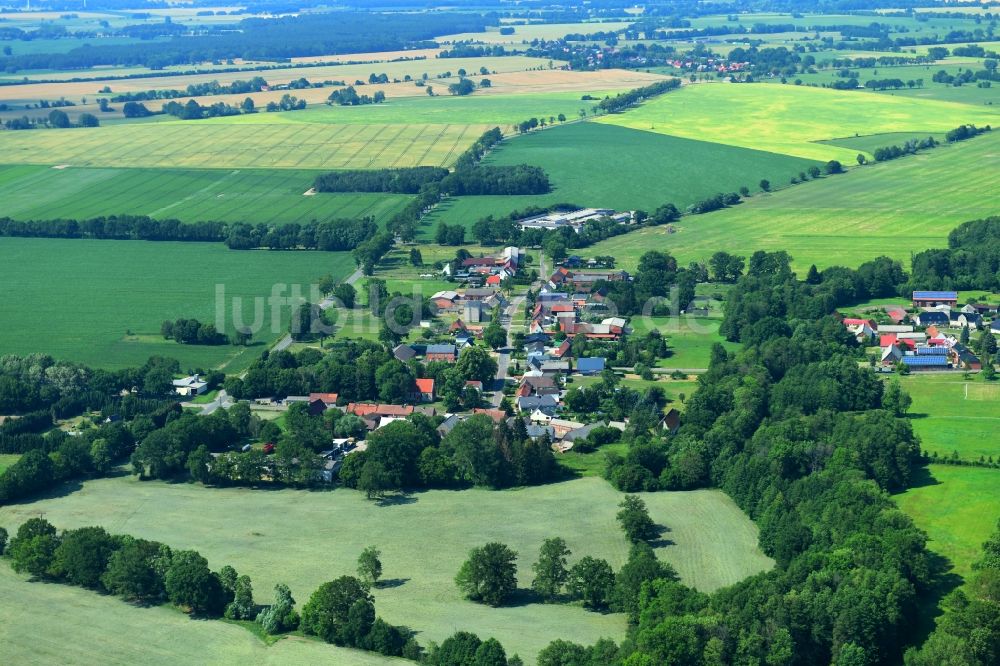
[842,291,998,371]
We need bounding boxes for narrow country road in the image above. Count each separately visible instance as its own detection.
[490,253,546,407]
[271,265,366,353]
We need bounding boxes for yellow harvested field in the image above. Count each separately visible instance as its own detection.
[479,68,669,93]
[0,55,549,101]
[0,122,491,169]
[290,48,444,64]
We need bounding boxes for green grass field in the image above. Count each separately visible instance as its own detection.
[589,129,1000,272]
[595,83,1000,162]
[421,122,818,238]
[896,465,1000,580]
[0,91,641,171]
[0,237,356,370]
[252,93,625,128]
[0,565,403,666]
[898,374,1000,462]
[0,454,20,474]
[767,61,1000,108]
[0,165,412,226]
[0,475,772,661]
[629,316,742,370]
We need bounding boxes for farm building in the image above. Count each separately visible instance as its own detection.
[172,375,208,397]
[912,291,958,308]
[426,344,457,362]
[577,357,607,375]
[901,355,949,370]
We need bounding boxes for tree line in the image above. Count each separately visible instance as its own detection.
[597,78,682,113]
[0,215,378,252]
[872,136,938,162]
[314,167,449,194]
[1,520,418,660]
[160,318,229,346]
[340,414,558,499]
[110,76,269,102]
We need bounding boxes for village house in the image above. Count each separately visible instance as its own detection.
[517,394,559,416]
[430,290,460,311]
[950,311,983,329]
[472,407,508,423]
[425,343,457,362]
[393,344,417,362]
[915,311,949,328]
[308,393,339,408]
[949,343,982,370]
[409,378,435,403]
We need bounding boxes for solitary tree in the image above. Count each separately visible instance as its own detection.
[455,542,518,606]
[617,495,658,542]
[357,546,383,586]
[759,179,771,192]
[532,537,571,601]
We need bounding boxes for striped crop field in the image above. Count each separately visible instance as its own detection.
[0,122,491,170]
[0,165,412,226]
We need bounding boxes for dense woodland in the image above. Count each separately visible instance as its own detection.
[0,12,493,71]
[909,216,1000,292]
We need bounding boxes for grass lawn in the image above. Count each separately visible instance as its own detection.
[0,238,356,371]
[588,129,1000,272]
[0,454,20,474]
[558,443,628,478]
[0,565,404,666]
[896,374,1000,462]
[571,375,700,403]
[595,82,999,162]
[0,165,412,227]
[422,122,819,238]
[629,317,741,370]
[896,465,1000,580]
[0,475,772,660]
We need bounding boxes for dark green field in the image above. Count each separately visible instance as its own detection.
[420,121,819,238]
[0,165,412,226]
[0,237,356,371]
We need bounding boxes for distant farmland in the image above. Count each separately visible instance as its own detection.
[0,165,412,226]
[589,129,1000,272]
[597,82,1000,162]
[0,238,356,370]
[0,122,492,170]
[421,121,818,238]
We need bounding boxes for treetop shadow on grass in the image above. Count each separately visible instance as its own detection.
[375,577,409,589]
[907,465,942,490]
